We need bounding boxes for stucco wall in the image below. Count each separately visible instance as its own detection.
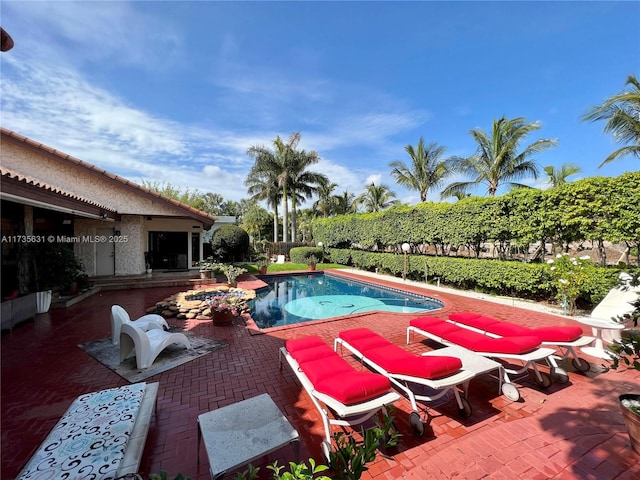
[3,141,210,277]
[3,142,188,216]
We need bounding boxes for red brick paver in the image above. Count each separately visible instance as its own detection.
[2,271,639,479]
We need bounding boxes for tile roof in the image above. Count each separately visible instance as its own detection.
[1,166,116,213]
[1,128,217,226]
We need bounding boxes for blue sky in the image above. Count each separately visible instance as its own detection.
[1,1,638,206]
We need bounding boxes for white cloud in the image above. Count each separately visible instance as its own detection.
[365,174,383,186]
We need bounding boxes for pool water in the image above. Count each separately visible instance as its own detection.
[249,272,443,329]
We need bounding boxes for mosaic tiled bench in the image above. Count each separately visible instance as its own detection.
[17,381,159,480]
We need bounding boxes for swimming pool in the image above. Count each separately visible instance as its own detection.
[249,272,443,329]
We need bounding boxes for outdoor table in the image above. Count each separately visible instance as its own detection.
[575,317,624,360]
[197,393,300,479]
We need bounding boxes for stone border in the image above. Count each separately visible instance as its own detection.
[147,286,256,320]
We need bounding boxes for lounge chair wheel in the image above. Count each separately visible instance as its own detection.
[458,396,472,418]
[550,367,569,384]
[409,411,425,437]
[535,371,552,389]
[502,382,520,402]
[572,357,591,372]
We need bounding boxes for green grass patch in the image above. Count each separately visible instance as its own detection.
[240,263,347,273]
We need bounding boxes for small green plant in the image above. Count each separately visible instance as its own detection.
[198,257,222,272]
[235,458,330,480]
[306,255,318,266]
[220,264,247,285]
[234,413,396,480]
[149,472,192,480]
[546,253,593,315]
[328,411,399,480]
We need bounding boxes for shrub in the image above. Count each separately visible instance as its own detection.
[210,226,250,262]
[289,247,323,264]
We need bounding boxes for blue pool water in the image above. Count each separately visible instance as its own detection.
[249,272,443,329]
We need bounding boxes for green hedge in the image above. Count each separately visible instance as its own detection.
[289,247,324,264]
[312,172,640,265]
[327,248,622,307]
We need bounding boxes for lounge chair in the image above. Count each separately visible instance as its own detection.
[279,335,400,458]
[335,328,476,436]
[590,274,640,344]
[111,304,169,345]
[407,316,564,401]
[448,311,593,373]
[120,323,191,369]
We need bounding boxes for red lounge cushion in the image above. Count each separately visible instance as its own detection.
[290,344,336,364]
[302,355,354,385]
[487,322,533,337]
[531,326,583,342]
[411,316,446,329]
[413,319,460,337]
[366,345,462,379]
[444,330,540,354]
[450,313,501,330]
[448,312,482,323]
[286,336,326,353]
[339,328,391,352]
[315,371,391,405]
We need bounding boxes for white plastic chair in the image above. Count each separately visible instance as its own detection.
[111,305,169,345]
[275,255,286,264]
[119,323,191,369]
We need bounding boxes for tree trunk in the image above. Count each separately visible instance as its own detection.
[282,189,289,243]
[273,203,279,242]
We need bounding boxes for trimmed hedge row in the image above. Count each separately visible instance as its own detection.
[289,247,324,264]
[327,248,620,308]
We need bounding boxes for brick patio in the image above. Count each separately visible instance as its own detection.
[2,270,639,479]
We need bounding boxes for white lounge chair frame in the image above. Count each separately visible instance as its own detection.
[111,304,169,345]
[120,323,191,369]
[334,337,476,436]
[279,346,400,459]
[407,325,560,402]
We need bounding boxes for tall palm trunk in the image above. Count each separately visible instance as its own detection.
[281,188,289,243]
[291,193,297,242]
[273,202,279,242]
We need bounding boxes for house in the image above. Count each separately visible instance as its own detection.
[1,128,216,296]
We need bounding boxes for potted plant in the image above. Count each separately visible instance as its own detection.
[206,291,248,326]
[198,258,220,280]
[31,243,84,311]
[307,255,318,271]
[220,264,247,287]
[257,258,269,275]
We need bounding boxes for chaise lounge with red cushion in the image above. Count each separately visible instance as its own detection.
[407,316,563,401]
[448,311,594,373]
[279,335,400,458]
[335,328,476,436]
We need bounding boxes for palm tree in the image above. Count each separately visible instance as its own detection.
[543,163,582,188]
[244,157,282,242]
[443,116,557,197]
[247,132,326,242]
[246,133,298,242]
[334,190,357,215]
[389,137,453,202]
[355,183,400,213]
[287,148,328,241]
[313,179,338,217]
[583,74,640,167]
